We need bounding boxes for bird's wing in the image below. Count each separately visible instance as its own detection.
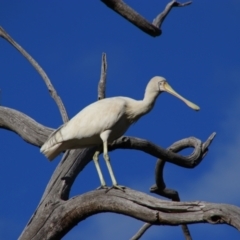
[40,97,131,158]
[56,97,127,142]
[63,98,126,139]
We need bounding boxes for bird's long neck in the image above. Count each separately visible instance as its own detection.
[127,89,160,124]
[141,88,160,115]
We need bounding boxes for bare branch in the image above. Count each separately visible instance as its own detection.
[181,224,192,240]
[101,0,191,37]
[0,26,68,123]
[20,188,240,239]
[101,0,161,37]
[0,106,52,147]
[153,1,192,28]
[130,223,151,240]
[149,133,215,239]
[98,53,107,100]
[133,133,216,240]
[110,134,216,168]
[151,132,216,196]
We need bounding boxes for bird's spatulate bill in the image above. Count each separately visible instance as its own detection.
[164,82,200,111]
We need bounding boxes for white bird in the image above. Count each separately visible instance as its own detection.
[40,76,199,190]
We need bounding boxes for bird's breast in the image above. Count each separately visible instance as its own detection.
[106,116,131,143]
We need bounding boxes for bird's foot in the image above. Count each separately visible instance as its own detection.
[105,184,126,193]
[96,185,109,190]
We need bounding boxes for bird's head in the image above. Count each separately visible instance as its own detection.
[150,76,200,111]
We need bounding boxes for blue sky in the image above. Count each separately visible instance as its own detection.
[1,0,240,239]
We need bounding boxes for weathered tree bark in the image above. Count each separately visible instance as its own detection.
[19,189,240,239]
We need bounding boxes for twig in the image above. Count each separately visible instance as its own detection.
[130,223,151,240]
[181,224,192,240]
[152,133,216,194]
[98,53,107,100]
[153,1,192,28]
[130,221,191,240]
[0,26,68,123]
[101,0,191,37]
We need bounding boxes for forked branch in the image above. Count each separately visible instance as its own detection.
[101,0,192,37]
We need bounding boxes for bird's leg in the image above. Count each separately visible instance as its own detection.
[103,141,125,191]
[93,150,108,189]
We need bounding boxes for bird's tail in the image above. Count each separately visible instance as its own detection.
[40,124,65,161]
[40,142,63,161]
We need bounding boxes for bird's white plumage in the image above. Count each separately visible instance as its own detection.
[41,97,138,160]
[40,76,199,188]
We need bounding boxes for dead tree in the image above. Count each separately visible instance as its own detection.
[1,1,240,239]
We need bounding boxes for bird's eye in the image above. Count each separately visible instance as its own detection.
[158,81,166,91]
[158,81,164,87]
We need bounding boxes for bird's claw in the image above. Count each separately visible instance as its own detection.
[97,185,109,190]
[105,184,126,193]
[96,184,126,192]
